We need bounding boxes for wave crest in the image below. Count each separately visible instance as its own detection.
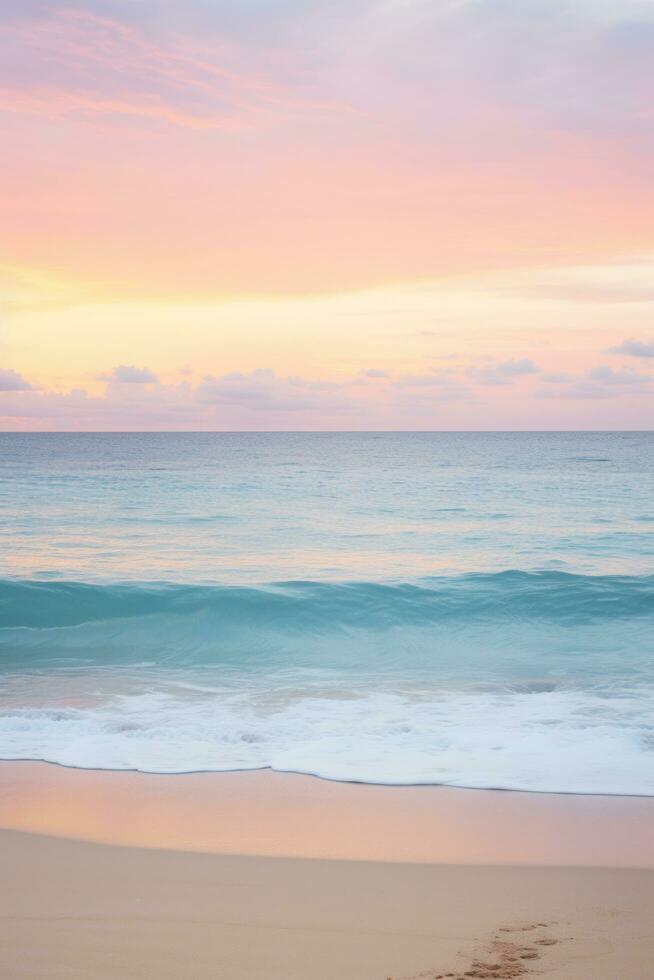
[1,570,653,630]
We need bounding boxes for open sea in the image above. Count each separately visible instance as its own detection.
[0,431,653,794]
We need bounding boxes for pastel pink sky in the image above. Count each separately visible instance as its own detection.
[1,0,653,429]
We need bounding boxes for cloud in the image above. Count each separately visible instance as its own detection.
[0,356,651,429]
[472,359,540,386]
[587,365,652,385]
[540,371,572,383]
[0,368,32,392]
[391,370,472,402]
[534,363,653,400]
[362,368,389,378]
[0,367,353,430]
[608,338,654,358]
[102,365,159,384]
[5,0,654,148]
[0,6,354,131]
[0,383,204,430]
[197,369,348,413]
[333,0,654,161]
[0,364,475,430]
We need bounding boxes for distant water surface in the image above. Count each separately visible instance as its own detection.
[0,432,652,793]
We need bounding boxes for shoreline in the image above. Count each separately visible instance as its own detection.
[7,755,654,799]
[1,760,653,866]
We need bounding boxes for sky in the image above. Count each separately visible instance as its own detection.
[1,0,653,430]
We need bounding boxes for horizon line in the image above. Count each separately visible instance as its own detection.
[0,429,652,436]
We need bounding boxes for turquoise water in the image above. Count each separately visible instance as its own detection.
[0,432,653,792]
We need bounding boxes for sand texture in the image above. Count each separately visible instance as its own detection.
[2,828,654,979]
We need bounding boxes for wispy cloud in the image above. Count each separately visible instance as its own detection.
[0,353,651,429]
[608,338,654,358]
[0,366,360,430]
[535,364,653,400]
[197,369,347,413]
[471,359,540,386]
[100,365,159,384]
[0,6,354,130]
[0,369,32,392]
[587,365,652,385]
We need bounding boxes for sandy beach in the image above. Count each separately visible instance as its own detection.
[1,763,653,979]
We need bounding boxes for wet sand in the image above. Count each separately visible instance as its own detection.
[1,762,653,865]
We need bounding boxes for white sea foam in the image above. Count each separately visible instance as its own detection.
[1,680,653,794]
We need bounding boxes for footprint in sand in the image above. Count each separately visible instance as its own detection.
[391,921,562,980]
[498,922,552,933]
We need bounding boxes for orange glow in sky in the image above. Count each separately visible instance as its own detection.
[1,2,653,429]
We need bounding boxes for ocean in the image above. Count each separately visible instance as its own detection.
[0,431,652,794]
